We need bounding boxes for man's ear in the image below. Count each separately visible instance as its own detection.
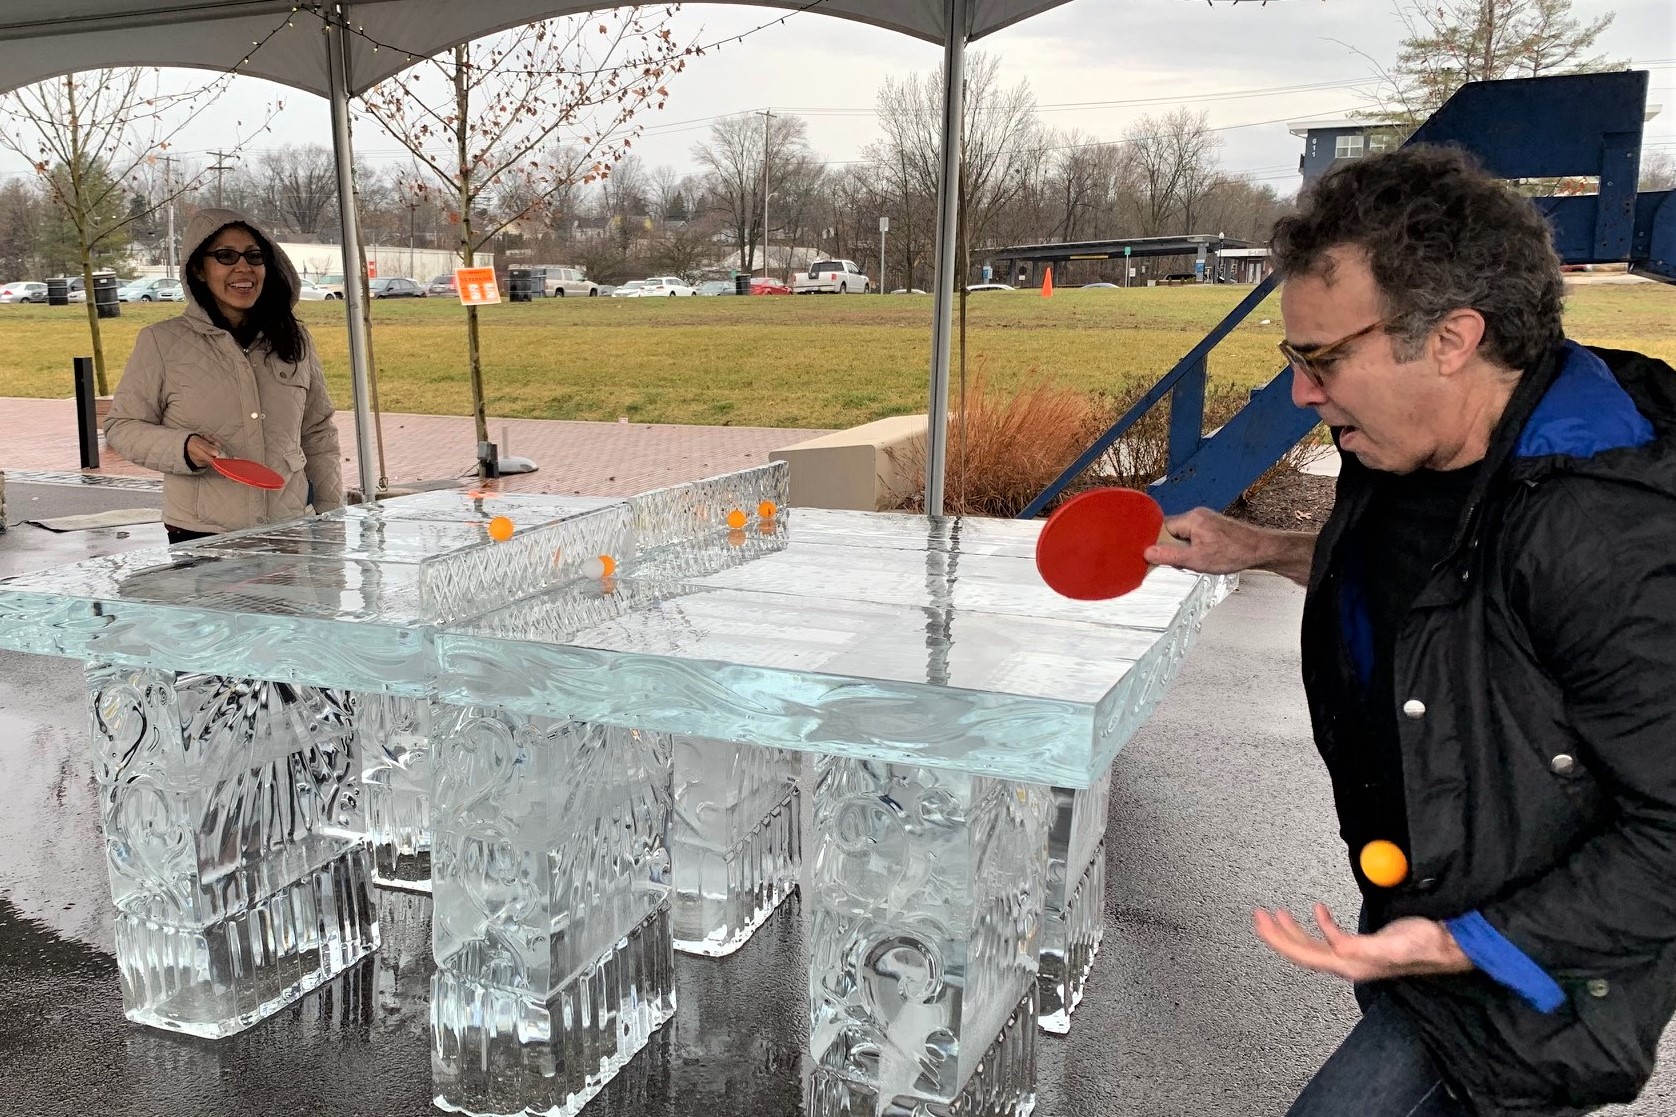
[1433,308,1487,376]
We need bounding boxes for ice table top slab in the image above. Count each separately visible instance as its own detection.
[0,490,621,692]
[0,485,1227,787]
[439,509,1230,787]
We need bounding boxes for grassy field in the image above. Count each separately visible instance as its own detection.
[3,282,1671,430]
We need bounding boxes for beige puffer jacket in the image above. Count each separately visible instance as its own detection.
[105,208,344,534]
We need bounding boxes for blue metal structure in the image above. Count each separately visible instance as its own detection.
[1022,69,1675,520]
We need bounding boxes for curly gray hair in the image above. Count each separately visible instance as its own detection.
[1270,146,1564,371]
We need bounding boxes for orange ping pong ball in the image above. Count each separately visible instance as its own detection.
[583,554,617,579]
[726,508,748,529]
[487,516,515,542]
[1359,840,1409,888]
[757,500,778,519]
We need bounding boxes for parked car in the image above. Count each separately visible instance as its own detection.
[888,287,928,295]
[369,276,425,298]
[1081,282,1118,289]
[0,281,47,303]
[118,276,184,302]
[696,280,734,296]
[631,275,697,297]
[964,283,1016,293]
[295,278,334,301]
[535,265,599,297]
[316,274,346,298]
[610,280,649,298]
[428,273,458,297]
[793,258,870,294]
[1158,273,1198,286]
[748,276,792,296]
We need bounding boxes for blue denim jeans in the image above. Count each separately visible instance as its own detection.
[1286,993,1471,1117]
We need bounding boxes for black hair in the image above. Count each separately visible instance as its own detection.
[1270,146,1564,372]
[185,222,308,364]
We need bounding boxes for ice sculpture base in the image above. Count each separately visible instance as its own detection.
[673,784,800,958]
[806,985,1040,1117]
[354,692,435,895]
[1037,773,1111,1034]
[1037,846,1105,1035]
[432,904,677,1117]
[117,840,379,1038]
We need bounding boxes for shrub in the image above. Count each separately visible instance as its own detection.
[890,367,1327,518]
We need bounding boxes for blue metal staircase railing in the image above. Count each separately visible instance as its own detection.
[1022,69,1674,520]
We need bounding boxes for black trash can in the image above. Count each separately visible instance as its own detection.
[507,267,532,303]
[46,277,69,306]
[734,273,752,296]
[93,272,120,319]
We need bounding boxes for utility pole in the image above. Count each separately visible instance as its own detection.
[208,150,239,208]
[759,109,772,278]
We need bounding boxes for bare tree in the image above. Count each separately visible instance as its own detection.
[254,144,339,237]
[1125,108,1222,236]
[0,178,49,278]
[692,112,822,274]
[1639,150,1676,193]
[1360,0,1616,126]
[0,68,277,393]
[360,12,691,447]
[866,53,1046,284]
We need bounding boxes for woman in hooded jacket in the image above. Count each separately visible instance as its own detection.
[105,208,344,542]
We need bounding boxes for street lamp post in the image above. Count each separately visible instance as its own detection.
[878,214,889,294]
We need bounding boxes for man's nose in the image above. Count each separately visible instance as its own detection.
[1290,365,1328,409]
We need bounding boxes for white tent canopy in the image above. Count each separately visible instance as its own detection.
[1,1,1072,92]
[1,0,1079,511]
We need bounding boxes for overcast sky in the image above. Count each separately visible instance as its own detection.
[3,0,1671,195]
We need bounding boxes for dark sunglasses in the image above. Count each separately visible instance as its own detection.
[205,247,267,267]
[1278,316,1395,387]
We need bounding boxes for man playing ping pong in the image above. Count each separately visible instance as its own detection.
[1148,147,1676,1116]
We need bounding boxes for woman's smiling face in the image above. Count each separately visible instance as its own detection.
[195,227,266,326]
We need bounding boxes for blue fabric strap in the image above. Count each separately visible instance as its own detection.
[1444,911,1567,1014]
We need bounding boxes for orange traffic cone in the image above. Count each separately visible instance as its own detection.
[1041,266,1054,297]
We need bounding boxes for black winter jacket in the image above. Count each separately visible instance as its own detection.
[1300,341,1676,1115]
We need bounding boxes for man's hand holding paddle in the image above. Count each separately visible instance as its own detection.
[1145,507,1318,587]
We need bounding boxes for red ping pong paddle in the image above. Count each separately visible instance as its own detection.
[1035,487,1171,600]
[211,456,286,490]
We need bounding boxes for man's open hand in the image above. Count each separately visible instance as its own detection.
[1255,903,1473,983]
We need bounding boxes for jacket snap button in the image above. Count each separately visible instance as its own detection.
[1414,877,1438,892]
[250,411,259,419]
[1550,754,1577,776]
[1587,979,1609,998]
[1402,699,1426,719]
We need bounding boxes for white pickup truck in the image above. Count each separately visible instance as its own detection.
[793,258,872,294]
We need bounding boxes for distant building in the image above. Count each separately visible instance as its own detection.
[1288,118,1399,183]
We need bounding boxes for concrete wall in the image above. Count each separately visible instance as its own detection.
[771,415,927,511]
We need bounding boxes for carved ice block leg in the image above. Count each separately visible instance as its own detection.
[805,758,1050,1117]
[1037,770,1112,1034]
[86,665,379,1038]
[352,692,435,893]
[671,734,800,957]
[431,710,676,1117]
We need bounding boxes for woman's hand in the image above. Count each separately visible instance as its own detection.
[185,433,224,469]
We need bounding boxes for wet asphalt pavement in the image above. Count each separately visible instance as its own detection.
[0,479,1671,1117]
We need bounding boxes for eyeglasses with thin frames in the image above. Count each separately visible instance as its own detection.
[205,247,266,267]
[1278,316,1394,388]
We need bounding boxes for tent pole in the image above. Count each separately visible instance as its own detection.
[326,3,381,504]
[924,0,968,518]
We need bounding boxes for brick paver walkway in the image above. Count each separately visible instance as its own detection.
[0,397,832,497]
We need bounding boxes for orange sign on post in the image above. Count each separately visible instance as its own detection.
[455,266,500,306]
